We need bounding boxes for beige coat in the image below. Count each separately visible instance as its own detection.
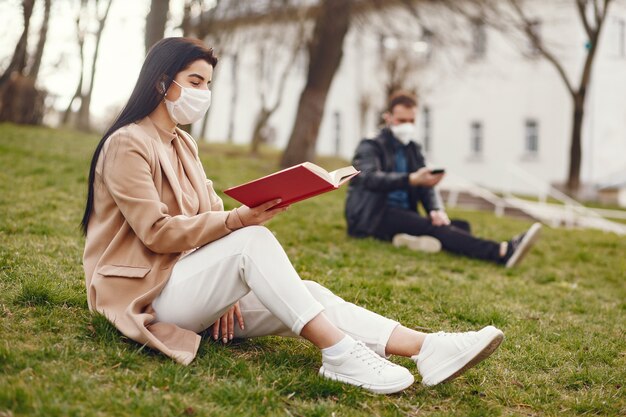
[83,117,243,365]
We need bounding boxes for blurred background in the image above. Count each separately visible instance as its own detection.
[1,0,625,217]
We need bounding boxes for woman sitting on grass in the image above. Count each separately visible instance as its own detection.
[81,37,504,394]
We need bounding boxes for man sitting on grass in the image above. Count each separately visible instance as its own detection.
[345,91,541,267]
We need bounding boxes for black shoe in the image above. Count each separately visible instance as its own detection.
[502,223,542,268]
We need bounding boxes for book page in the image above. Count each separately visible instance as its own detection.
[301,162,332,183]
[329,166,358,186]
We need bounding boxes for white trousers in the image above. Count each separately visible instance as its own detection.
[152,226,399,356]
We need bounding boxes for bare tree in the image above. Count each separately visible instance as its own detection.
[449,0,616,193]
[280,0,353,167]
[249,21,307,155]
[145,0,170,54]
[226,51,238,143]
[508,0,614,193]
[0,0,35,88]
[26,0,51,81]
[62,0,87,125]
[0,0,49,125]
[76,0,114,131]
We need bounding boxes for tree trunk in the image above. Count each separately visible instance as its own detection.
[77,0,113,132]
[226,52,238,143]
[62,5,86,126]
[279,0,352,168]
[27,0,51,81]
[567,95,585,193]
[145,0,170,54]
[0,0,35,87]
[250,109,272,155]
[0,74,45,124]
[181,0,193,37]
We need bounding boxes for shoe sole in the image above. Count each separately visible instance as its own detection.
[506,223,542,268]
[421,326,504,386]
[319,367,415,394]
[392,234,442,253]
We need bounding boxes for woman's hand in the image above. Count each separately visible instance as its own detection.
[236,198,288,226]
[211,301,245,344]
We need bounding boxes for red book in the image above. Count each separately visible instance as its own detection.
[223,162,360,208]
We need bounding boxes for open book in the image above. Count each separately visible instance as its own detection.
[223,162,360,208]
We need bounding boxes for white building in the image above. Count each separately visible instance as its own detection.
[197,1,626,195]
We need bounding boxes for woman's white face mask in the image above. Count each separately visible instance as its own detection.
[390,123,417,145]
[165,80,212,125]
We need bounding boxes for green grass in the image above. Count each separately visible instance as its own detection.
[0,123,624,417]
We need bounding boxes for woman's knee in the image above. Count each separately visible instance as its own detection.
[229,225,277,247]
[303,280,346,307]
[234,224,273,237]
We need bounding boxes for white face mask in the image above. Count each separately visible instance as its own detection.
[165,80,212,125]
[390,123,417,145]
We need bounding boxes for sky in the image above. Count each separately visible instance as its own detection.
[0,0,185,125]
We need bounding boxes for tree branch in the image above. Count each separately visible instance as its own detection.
[576,0,594,39]
[592,0,601,26]
[507,0,576,97]
[578,0,613,92]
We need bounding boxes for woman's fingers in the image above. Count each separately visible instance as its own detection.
[256,198,282,211]
[212,317,221,341]
[220,310,229,343]
[227,308,235,341]
[234,302,245,330]
[238,199,286,226]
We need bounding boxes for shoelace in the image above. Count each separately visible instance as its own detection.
[434,331,480,349]
[350,341,392,373]
[511,232,526,248]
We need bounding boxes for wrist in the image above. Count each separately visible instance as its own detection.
[226,208,245,231]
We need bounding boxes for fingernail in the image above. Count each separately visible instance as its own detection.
[229,334,233,341]
[241,325,245,330]
[214,334,218,340]
[222,337,228,344]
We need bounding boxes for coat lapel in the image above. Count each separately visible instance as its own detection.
[135,118,185,210]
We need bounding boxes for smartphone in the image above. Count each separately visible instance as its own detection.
[430,168,445,175]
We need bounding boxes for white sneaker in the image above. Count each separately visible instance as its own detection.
[392,234,442,253]
[413,326,504,386]
[320,341,415,394]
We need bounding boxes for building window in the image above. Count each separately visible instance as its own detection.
[470,121,483,156]
[422,106,431,152]
[525,119,539,155]
[527,20,542,57]
[471,20,487,58]
[417,29,434,61]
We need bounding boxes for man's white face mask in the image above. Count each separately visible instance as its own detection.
[165,80,212,125]
[390,123,417,145]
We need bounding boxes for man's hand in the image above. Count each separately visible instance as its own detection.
[409,167,445,187]
[429,210,450,226]
[211,301,245,344]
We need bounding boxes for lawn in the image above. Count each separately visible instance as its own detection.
[0,123,624,417]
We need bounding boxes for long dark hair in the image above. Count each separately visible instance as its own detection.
[81,37,218,235]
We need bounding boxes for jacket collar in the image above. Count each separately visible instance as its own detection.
[171,128,212,213]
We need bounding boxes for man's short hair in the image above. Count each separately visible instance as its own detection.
[387,91,418,113]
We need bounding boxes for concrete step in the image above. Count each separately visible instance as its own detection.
[439,190,536,221]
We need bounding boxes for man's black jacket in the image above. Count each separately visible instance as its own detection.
[345,127,443,237]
